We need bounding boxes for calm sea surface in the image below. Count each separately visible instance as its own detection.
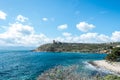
[0,50,108,80]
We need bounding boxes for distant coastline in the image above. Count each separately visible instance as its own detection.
[34,41,120,53]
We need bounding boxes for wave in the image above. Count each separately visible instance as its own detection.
[84,61,117,75]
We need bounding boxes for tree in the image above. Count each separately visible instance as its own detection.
[105,47,120,62]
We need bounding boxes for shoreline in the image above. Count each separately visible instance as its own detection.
[34,50,106,54]
[89,60,120,75]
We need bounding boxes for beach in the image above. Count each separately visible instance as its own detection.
[89,60,120,75]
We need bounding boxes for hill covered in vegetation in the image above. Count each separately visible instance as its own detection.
[34,40,120,53]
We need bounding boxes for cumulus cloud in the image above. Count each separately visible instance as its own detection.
[42,17,48,21]
[0,10,7,20]
[0,23,120,47]
[54,32,112,43]
[76,22,95,32]
[79,33,110,43]
[111,31,120,42]
[62,32,71,37]
[0,15,120,47]
[57,24,68,30]
[16,15,28,22]
[0,22,50,47]
[79,33,98,42]
[97,34,110,42]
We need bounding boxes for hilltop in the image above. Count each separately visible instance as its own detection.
[34,40,120,53]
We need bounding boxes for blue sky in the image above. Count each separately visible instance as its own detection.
[0,0,120,47]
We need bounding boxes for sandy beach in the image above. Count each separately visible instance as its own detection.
[89,60,120,74]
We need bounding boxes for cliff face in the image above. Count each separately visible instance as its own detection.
[34,42,120,53]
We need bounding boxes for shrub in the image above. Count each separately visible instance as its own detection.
[102,74,120,80]
[105,47,120,62]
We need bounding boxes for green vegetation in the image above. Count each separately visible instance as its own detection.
[37,65,120,80]
[102,75,120,80]
[34,41,120,53]
[105,47,120,61]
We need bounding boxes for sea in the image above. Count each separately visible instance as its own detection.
[0,50,112,80]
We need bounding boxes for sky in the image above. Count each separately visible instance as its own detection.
[0,0,120,48]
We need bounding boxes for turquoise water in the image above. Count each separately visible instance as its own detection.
[0,50,107,80]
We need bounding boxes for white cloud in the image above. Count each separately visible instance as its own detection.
[0,18,120,47]
[16,15,28,22]
[97,34,110,42]
[62,32,71,37]
[111,31,120,42]
[79,33,110,43]
[79,33,98,42]
[54,32,112,43]
[57,24,68,30]
[0,22,50,47]
[0,24,120,47]
[0,11,7,20]
[76,22,95,32]
[42,17,48,21]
